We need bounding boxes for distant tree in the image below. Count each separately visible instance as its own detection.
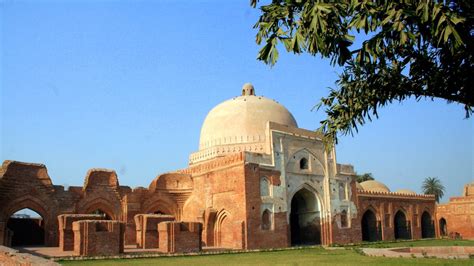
[251,1,473,146]
[422,177,445,203]
[356,173,374,183]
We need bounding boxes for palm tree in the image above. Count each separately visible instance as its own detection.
[422,177,445,203]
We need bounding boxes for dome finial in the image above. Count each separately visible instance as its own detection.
[242,83,255,96]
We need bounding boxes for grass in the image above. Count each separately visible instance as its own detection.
[353,239,474,248]
[59,239,474,266]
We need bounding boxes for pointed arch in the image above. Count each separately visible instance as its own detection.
[421,211,435,238]
[214,209,233,248]
[79,197,118,220]
[394,210,411,239]
[289,184,322,245]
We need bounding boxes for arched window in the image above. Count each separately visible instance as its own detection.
[260,177,270,196]
[261,209,272,230]
[340,209,348,228]
[339,183,346,200]
[299,158,308,170]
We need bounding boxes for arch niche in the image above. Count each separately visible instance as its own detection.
[289,187,322,245]
[394,210,411,240]
[7,208,45,247]
[81,198,118,220]
[361,209,380,242]
[439,218,448,237]
[213,210,234,249]
[421,211,435,238]
[2,197,54,247]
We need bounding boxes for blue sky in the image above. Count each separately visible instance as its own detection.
[1,0,472,202]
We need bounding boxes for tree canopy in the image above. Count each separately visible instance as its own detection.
[422,176,445,202]
[251,0,473,144]
[356,172,374,183]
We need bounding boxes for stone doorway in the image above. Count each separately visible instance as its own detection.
[290,188,321,246]
[394,211,411,239]
[6,208,45,247]
[361,210,379,242]
[439,218,448,237]
[421,211,434,238]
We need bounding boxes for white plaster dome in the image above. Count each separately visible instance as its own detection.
[360,180,391,193]
[199,83,298,150]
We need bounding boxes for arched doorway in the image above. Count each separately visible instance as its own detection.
[394,211,411,239]
[7,208,45,246]
[439,218,447,237]
[290,188,321,245]
[361,210,379,242]
[421,211,434,238]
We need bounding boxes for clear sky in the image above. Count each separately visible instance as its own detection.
[1,0,472,202]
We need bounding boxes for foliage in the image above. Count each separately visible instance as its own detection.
[422,177,445,203]
[356,172,374,183]
[251,0,474,144]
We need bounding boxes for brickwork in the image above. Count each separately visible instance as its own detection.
[436,183,474,240]
[58,214,104,251]
[355,190,436,242]
[72,220,125,256]
[134,214,175,249]
[157,221,202,253]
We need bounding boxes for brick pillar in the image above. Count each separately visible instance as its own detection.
[158,222,202,253]
[73,220,125,256]
[134,214,175,249]
[58,214,104,251]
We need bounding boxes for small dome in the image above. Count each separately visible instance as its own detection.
[199,83,297,150]
[396,189,416,194]
[360,180,390,193]
[356,182,363,190]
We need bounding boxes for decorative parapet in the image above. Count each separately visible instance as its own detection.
[181,152,245,175]
[357,189,436,200]
[189,142,265,165]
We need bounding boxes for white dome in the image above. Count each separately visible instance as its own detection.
[199,83,297,150]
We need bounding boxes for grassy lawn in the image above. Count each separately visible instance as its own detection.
[348,238,474,248]
[59,240,474,266]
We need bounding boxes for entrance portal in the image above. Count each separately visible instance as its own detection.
[361,210,379,242]
[421,211,434,238]
[439,218,447,237]
[394,211,411,239]
[290,188,321,245]
[7,209,45,246]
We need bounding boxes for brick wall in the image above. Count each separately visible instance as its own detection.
[134,214,175,249]
[158,221,202,253]
[58,214,104,251]
[72,220,125,256]
[436,194,474,240]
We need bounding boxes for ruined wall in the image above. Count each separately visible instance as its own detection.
[0,161,129,247]
[58,214,105,251]
[73,220,125,256]
[436,187,474,240]
[158,221,202,253]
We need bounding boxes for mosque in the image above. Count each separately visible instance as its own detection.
[1,83,467,252]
